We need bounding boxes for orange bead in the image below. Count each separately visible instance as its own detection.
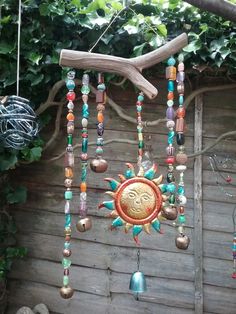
[168,92,174,100]
[67,112,75,121]
[65,167,73,178]
[80,182,87,192]
[176,107,186,118]
[97,112,104,123]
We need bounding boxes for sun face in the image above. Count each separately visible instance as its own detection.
[99,163,167,243]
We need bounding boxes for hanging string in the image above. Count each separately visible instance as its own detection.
[88,7,126,53]
[233,206,236,232]
[16,0,22,96]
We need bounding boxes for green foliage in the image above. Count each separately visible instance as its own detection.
[0,0,235,109]
[0,183,28,280]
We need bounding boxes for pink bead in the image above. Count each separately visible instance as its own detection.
[178,63,184,71]
[232,273,236,279]
[166,120,175,129]
[81,153,88,161]
[82,94,88,103]
[166,145,175,156]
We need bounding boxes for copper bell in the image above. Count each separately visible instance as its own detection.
[175,234,190,250]
[60,286,74,299]
[90,157,108,173]
[76,217,92,232]
[162,206,178,220]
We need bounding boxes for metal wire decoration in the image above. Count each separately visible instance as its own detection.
[0,96,38,149]
[0,0,38,150]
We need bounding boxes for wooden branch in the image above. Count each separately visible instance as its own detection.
[60,33,188,99]
[183,0,236,23]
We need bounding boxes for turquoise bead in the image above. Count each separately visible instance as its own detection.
[65,214,71,227]
[65,190,73,200]
[169,194,175,204]
[168,80,175,92]
[63,275,69,286]
[97,83,106,91]
[83,104,88,110]
[137,126,143,133]
[136,105,142,112]
[138,95,144,102]
[167,183,176,193]
[96,147,103,155]
[138,141,144,149]
[167,57,176,66]
[81,168,87,181]
[62,258,71,269]
[83,110,89,118]
[168,130,175,144]
[64,242,70,249]
[66,79,75,90]
[178,215,186,224]
[179,95,184,105]
[82,138,88,153]
[81,85,90,95]
[178,186,185,195]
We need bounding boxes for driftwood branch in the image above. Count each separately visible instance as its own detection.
[183,0,236,23]
[59,33,188,99]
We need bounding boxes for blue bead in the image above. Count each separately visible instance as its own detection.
[83,110,89,118]
[167,183,176,193]
[179,95,184,105]
[65,190,72,200]
[81,168,87,181]
[168,130,175,144]
[97,83,106,91]
[178,186,185,195]
[65,214,71,227]
[64,242,70,249]
[82,138,88,153]
[168,80,175,92]
[167,57,176,66]
[138,95,144,102]
[136,105,142,112]
[66,79,75,90]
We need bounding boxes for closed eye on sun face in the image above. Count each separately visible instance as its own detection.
[141,193,150,201]
[128,191,137,199]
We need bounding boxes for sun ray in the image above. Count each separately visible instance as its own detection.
[104,178,120,191]
[118,174,126,183]
[108,210,119,218]
[112,216,124,228]
[152,174,163,186]
[151,218,161,233]
[125,223,133,233]
[144,163,157,180]
[143,223,151,234]
[105,191,116,198]
[99,200,115,210]
[125,163,135,179]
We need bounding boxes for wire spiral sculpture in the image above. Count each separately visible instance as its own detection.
[0,95,38,150]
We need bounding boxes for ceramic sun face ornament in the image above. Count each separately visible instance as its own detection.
[99,163,167,244]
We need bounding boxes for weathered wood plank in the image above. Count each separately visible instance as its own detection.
[194,94,203,312]
[14,232,236,289]
[11,207,235,260]
[8,280,195,314]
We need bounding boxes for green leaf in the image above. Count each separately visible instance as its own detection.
[111,1,123,11]
[157,24,167,37]
[39,3,49,16]
[133,43,147,57]
[183,40,202,54]
[30,147,42,161]
[27,52,43,65]
[0,154,18,171]
[6,186,27,204]
[0,41,15,54]
[220,47,231,59]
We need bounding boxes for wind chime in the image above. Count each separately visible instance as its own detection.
[59,33,188,299]
[0,0,38,149]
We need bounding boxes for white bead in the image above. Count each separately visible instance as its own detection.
[176,165,187,172]
[178,195,187,205]
[82,118,88,127]
[178,225,184,233]
[67,101,74,110]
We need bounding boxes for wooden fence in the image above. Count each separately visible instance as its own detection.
[6,79,236,314]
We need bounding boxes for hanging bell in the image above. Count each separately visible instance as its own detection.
[175,233,190,250]
[90,157,108,173]
[76,217,92,232]
[129,271,147,293]
[60,286,74,299]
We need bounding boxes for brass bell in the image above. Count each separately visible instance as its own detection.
[162,206,178,220]
[60,286,74,299]
[76,217,92,232]
[129,271,147,293]
[175,234,190,250]
[90,158,108,173]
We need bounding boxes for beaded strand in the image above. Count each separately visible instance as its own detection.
[90,73,108,173]
[175,54,190,250]
[60,71,75,299]
[164,57,177,219]
[136,92,145,173]
[76,74,92,232]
